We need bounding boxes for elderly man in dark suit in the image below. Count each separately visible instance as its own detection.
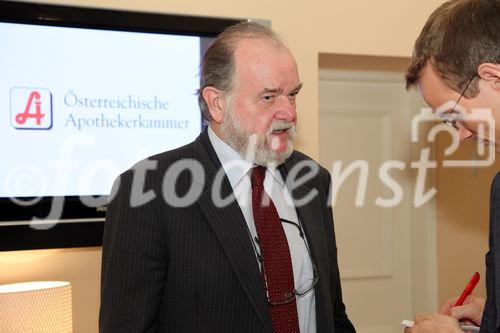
[99,22,355,333]
[404,0,500,332]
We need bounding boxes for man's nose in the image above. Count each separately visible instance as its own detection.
[274,96,297,122]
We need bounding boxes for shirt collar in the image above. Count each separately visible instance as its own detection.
[266,165,285,187]
[207,126,285,187]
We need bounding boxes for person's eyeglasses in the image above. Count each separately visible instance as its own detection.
[251,218,319,306]
[440,74,477,130]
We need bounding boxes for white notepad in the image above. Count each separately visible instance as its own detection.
[402,319,480,332]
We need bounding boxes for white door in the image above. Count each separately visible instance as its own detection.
[319,68,437,333]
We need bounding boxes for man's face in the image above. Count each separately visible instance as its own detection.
[219,39,301,166]
[418,63,500,153]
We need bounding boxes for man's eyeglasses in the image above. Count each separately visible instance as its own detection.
[251,218,319,306]
[440,74,477,130]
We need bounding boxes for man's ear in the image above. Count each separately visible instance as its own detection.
[202,86,225,123]
[477,63,500,91]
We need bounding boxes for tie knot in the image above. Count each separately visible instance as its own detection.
[250,165,266,188]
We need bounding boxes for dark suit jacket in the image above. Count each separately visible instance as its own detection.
[482,171,500,332]
[99,129,355,332]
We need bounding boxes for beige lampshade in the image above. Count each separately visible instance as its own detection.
[0,281,72,333]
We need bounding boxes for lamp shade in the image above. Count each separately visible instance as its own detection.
[0,281,72,333]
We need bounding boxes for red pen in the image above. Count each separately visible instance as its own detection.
[454,272,480,306]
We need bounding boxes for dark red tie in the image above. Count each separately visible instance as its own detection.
[250,166,300,333]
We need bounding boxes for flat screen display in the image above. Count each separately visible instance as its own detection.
[0,1,242,250]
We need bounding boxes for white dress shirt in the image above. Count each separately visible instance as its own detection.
[208,127,316,333]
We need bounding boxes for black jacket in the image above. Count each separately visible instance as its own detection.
[99,129,355,332]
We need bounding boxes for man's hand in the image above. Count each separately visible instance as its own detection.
[405,313,463,333]
[440,294,485,326]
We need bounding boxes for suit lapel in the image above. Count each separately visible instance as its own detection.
[279,158,329,269]
[279,157,331,332]
[194,131,272,331]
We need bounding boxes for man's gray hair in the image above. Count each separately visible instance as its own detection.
[197,22,284,122]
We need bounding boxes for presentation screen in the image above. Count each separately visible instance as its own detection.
[1,22,202,198]
[0,1,242,250]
